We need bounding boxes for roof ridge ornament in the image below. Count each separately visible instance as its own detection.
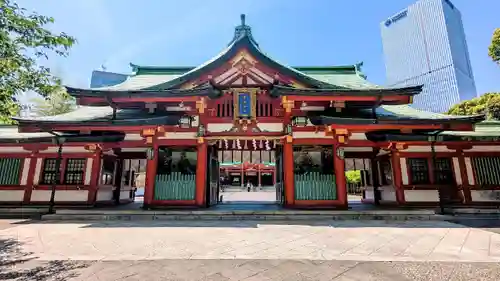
[229,14,259,47]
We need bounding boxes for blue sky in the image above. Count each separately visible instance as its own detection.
[17,0,500,95]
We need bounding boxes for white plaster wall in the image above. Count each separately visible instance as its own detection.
[257,123,283,132]
[343,147,373,152]
[400,158,409,185]
[292,132,331,139]
[31,190,88,202]
[20,158,31,185]
[404,146,454,153]
[122,148,147,152]
[0,190,25,202]
[120,190,132,200]
[44,147,86,153]
[96,189,114,201]
[464,157,475,185]
[467,146,500,152]
[124,134,142,141]
[470,190,500,202]
[0,147,26,153]
[84,158,93,185]
[452,157,462,185]
[404,190,440,202]
[32,158,43,185]
[379,185,397,202]
[158,132,197,139]
[207,123,233,132]
[350,133,367,140]
[363,187,375,201]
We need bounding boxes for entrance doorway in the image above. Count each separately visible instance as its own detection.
[214,144,280,205]
[345,158,372,205]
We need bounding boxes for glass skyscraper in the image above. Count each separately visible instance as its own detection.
[381,0,477,113]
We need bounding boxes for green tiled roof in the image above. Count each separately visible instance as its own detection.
[0,126,125,143]
[377,105,483,120]
[13,106,182,126]
[442,121,500,137]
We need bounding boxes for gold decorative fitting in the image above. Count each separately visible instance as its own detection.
[145,136,153,144]
[156,126,165,133]
[335,128,348,135]
[326,126,332,132]
[198,137,205,144]
[142,128,155,136]
[286,135,293,143]
[337,135,346,144]
[196,98,206,114]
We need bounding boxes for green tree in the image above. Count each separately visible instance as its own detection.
[489,28,500,64]
[345,170,361,184]
[446,93,500,120]
[0,0,76,123]
[31,87,75,116]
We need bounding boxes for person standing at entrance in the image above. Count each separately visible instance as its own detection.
[246,181,252,192]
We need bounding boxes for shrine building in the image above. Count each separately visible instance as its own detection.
[1,15,500,209]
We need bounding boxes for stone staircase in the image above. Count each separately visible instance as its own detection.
[41,208,448,221]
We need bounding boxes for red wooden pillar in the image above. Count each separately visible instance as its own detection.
[87,148,102,205]
[241,164,245,187]
[143,144,158,208]
[283,139,295,206]
[23,156,39,204]
[258,166,262,187]
[195,141,208,207]
[334,144,347,207]
[390,152,405,204]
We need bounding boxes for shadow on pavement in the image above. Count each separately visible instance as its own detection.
[0,237,89,281]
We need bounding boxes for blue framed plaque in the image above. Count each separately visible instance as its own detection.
[233,88,257,119]
[238,92,251,117]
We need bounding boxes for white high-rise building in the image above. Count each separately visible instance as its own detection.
[381,0,477,113]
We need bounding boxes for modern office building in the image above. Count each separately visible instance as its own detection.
[381,0,477,113]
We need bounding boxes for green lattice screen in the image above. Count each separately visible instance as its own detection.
[294,173,337,200]
[154,173,196,200]
[0,158,22,185]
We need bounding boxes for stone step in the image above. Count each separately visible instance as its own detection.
[42,209,448,221]
[445,208,500,215]
[0,207,48,219]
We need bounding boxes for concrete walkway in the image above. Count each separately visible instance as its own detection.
[2,220,500,263]
[2,219,500,280]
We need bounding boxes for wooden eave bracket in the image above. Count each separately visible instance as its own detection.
[384,142,408,152]
[84,143,102,153]
[334,128,350,144]
[141,126,167,144]
[196,97,207,114]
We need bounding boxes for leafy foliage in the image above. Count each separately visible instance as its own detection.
[446,93,500,120]
[489,28,500,64]
[0,0,75,123]
[345,170,361,184]
[31,87,75,116]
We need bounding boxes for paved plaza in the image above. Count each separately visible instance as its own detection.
[220,189,362,203]
[1,219,500,280]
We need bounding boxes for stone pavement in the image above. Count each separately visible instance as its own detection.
[1,219,500,280]
[220,190,362,203]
